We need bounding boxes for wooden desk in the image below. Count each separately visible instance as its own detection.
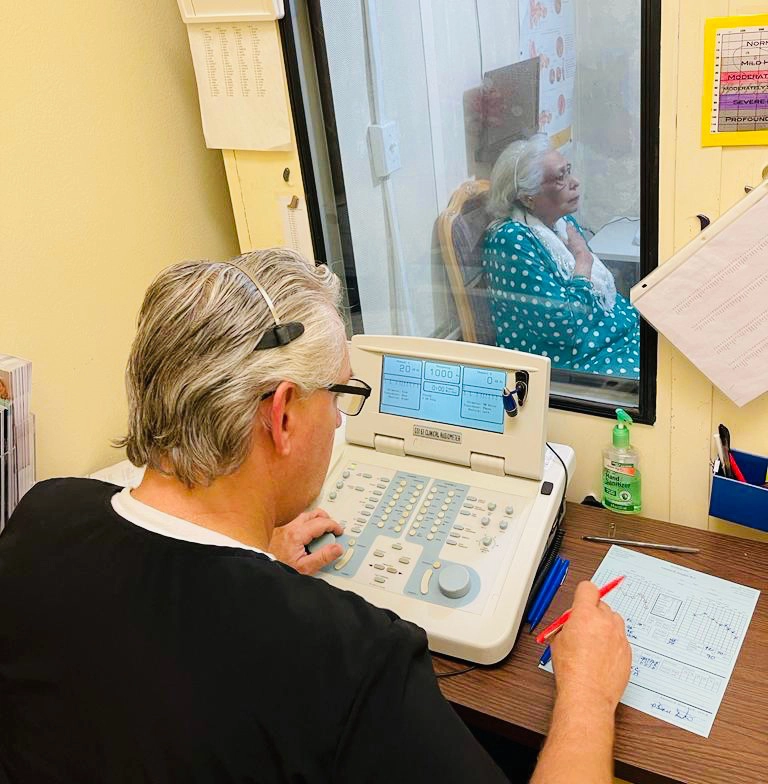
[434,504,768,784]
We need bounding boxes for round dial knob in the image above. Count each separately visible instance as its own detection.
[437,564,471,599]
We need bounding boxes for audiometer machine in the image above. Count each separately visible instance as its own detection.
[314,336,574,664]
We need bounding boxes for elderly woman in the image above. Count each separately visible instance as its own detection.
[482,134,640,379]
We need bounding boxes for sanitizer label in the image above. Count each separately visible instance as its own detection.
[603,458,636,476]
[602,460,641,512]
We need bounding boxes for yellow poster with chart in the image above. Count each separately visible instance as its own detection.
[702,15,768,147]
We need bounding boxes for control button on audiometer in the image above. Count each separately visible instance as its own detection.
[420,569,433,595]
[306,532,339,554]
[438,564,471,599]
[334,547,355,570]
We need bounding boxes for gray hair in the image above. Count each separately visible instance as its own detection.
[488,134,552,218]
[116,248,346,487]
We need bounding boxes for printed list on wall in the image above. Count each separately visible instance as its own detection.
[186,21,291,150]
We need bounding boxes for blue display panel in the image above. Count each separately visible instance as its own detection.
[379,354,506,433]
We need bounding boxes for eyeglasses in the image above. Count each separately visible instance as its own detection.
[260,377,372,416]
[545,163,573,189]
[327,378,372,416]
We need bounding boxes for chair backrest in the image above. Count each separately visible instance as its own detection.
[437,179,496,345]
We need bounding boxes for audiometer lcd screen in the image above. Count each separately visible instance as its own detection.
[379,354,506,434]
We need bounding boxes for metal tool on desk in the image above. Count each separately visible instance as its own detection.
[582,536,700,554]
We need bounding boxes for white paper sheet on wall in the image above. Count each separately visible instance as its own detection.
[278,196,314,260]
[631,181,768,407]
[186,21,291,150]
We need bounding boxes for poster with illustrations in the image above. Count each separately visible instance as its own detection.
[519,0,576,148]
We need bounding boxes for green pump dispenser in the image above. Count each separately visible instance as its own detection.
[612,408,633,449]
[602,408,641,514]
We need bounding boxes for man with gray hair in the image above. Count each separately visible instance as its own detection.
[0,248,630,783]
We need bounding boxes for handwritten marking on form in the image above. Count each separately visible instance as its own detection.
[187,22,290,150]
[542,546,759,737]
[631,192,768,406]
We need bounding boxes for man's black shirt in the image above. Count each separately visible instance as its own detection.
[0,478,507,783]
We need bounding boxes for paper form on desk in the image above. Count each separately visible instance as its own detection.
[186,21,290,150]
[631,184,768,406]
[541,546,760,737]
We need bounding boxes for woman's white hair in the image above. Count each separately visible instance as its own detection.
[116,248,346,487]
[488,133,552,218]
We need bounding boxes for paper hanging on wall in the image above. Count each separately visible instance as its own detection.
[631,180,768,407]
[518,0,575,149]
[186,21,291,150]
[702,14,768,147]
[278,195,314,260]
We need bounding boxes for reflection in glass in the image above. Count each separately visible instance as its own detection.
[306,0,648,410]
[482,134,640,379]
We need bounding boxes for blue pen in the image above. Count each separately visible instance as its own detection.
[526,557,564,628]
[530,559,570,633]
[530,559,569,632]
[526,557,562,626]
[539,645,552,667]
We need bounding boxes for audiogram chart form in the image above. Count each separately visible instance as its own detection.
[543,546,759,737]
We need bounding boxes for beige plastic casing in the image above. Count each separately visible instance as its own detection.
[316,443,572,664]
[312,335,571,664]
[345,335,551,480]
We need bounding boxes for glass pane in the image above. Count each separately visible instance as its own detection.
[310,0,647,412]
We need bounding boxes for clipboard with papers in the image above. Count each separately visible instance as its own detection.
[631,179,768,407]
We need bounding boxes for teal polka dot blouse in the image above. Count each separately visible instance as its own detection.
[482,216,641,379]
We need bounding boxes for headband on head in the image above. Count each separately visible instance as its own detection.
[222,262,305,351]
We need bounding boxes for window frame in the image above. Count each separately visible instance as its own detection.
[280,0,660,425]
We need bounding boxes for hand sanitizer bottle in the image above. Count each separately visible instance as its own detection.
[602,408,641,514]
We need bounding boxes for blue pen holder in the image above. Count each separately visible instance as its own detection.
[709,449,768,532]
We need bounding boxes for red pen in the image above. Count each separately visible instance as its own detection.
[535,575,625,645]
[729,453,746,482]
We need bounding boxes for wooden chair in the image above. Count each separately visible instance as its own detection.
[437,179,496,345]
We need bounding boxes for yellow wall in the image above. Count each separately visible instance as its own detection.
[1,1,239,479]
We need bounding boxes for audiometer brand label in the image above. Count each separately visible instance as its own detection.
[413,425,462,444]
